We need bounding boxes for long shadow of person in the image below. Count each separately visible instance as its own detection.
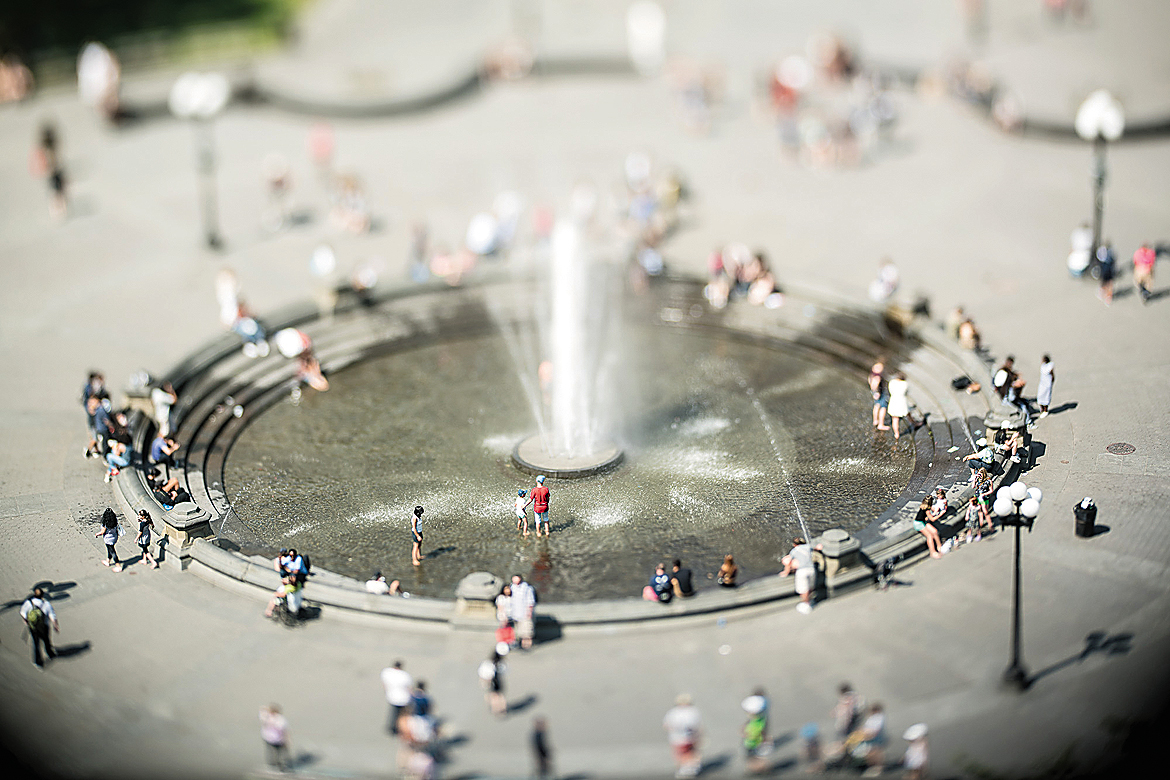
[54,641,93,659]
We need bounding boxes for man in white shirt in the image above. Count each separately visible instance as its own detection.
[780,536,822,614]
[663,694,702,778]
[20,587,59,667]
[381,660,413,734]
[365,571,401,595]
[509,575,536,650]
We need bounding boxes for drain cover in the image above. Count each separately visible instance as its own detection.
[1106,442,1136,455]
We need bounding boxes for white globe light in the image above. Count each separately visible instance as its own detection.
[169,72,230,119]
[1027,486,1043,504]
[1009,481,1029,502]
[1021,498,1040,518]
[627,1,667,76]
[997,486,1013,503]
[994,498,1013,518]
[1076,89,1125,142]
[465,213,498,255]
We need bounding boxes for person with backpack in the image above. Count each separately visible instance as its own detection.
[21,587,59,668]
[95,508,123,572]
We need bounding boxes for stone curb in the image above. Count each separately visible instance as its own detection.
[108,275,1028,628]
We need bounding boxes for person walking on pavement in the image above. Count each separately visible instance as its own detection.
[902,723,929,780]
[531,716,553,779]
[381,660,414,735]
[20,587,59,668]
[741,689,770,774]
[1133,243,1156,303]
[479,650,507,716]
[663,694,702,778]
[410,505,424,566]
[531,475,551,537]
[509,574,537,650]
[135,510,160,569]
[832,683,864,743]
[259,704,291,772]
[1037,354,1055,418]
[1096,240,1116,304]
[96,508,122,572]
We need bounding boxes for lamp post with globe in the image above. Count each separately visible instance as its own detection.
[993,480,1043,691]
[169,72,231,250]
[1075,90,1125,267]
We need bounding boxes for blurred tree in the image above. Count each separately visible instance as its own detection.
[0,0,297,63]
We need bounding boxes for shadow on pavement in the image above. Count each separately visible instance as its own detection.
[54,641,93,660]
[432,731,470,766]
[1047,401,1078,415]
[1028,630,1133,687]
[292,750,319,770]
[507,694,538,715]
[698,752,731,775]
[2,581,79,614]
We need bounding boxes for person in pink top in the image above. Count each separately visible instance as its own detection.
[1133,244,1157,304]
[530,475,551,537]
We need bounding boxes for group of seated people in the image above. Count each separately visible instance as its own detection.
[704,244,783,310]
[944,305,983,351]
[644,556,738,603]
[265,548,311,618]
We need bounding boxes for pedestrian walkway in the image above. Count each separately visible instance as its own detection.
[1,1,1169,778]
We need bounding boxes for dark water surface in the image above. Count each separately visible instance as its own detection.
[224,325,911,601]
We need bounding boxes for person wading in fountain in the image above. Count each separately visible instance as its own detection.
[410,506,424,566]
[530,475,551,537]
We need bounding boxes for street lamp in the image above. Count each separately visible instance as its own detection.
[1075,90,1125,267]
[169,72,231,250]
[993,481,1042,691]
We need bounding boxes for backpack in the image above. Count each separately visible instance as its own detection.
[26,602,45,631]
[296,554,312,584]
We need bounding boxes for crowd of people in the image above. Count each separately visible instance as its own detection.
[1067,226,1162,305]
[703,243,784,310]
[664,681,929,778]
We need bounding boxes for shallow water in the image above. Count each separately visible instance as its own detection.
[223,324,911,601]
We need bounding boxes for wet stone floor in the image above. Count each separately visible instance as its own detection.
[224,325,912,601]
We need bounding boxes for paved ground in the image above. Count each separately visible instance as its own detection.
[2,2,1169,779]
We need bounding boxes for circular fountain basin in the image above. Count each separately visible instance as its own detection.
[219,277,915,603]
[511,435,624,479]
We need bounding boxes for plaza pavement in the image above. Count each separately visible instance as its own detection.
[2,1,1170,778]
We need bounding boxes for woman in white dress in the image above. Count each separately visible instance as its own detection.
[1037,355,1054,417]
[887,372,910,440]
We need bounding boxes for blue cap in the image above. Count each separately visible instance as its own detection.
[518,489,526,496]
[536,475,545,484]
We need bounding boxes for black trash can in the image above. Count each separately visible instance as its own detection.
[1074,502,1097,538]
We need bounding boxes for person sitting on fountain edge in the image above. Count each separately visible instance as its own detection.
[671,559,696,598]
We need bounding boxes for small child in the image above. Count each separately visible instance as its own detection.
[496,617,516,648]
[515,489,531,537]
[800,722,823,773]
[960,497,982,544]
[135,509,160,568]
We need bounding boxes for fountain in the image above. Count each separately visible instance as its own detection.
[511,219,624,478]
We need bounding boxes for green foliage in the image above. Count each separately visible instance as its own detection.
[0,0,302,60]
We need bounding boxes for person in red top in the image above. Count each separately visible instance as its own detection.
[1133,244,1157,304]
[530,475,551,537]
